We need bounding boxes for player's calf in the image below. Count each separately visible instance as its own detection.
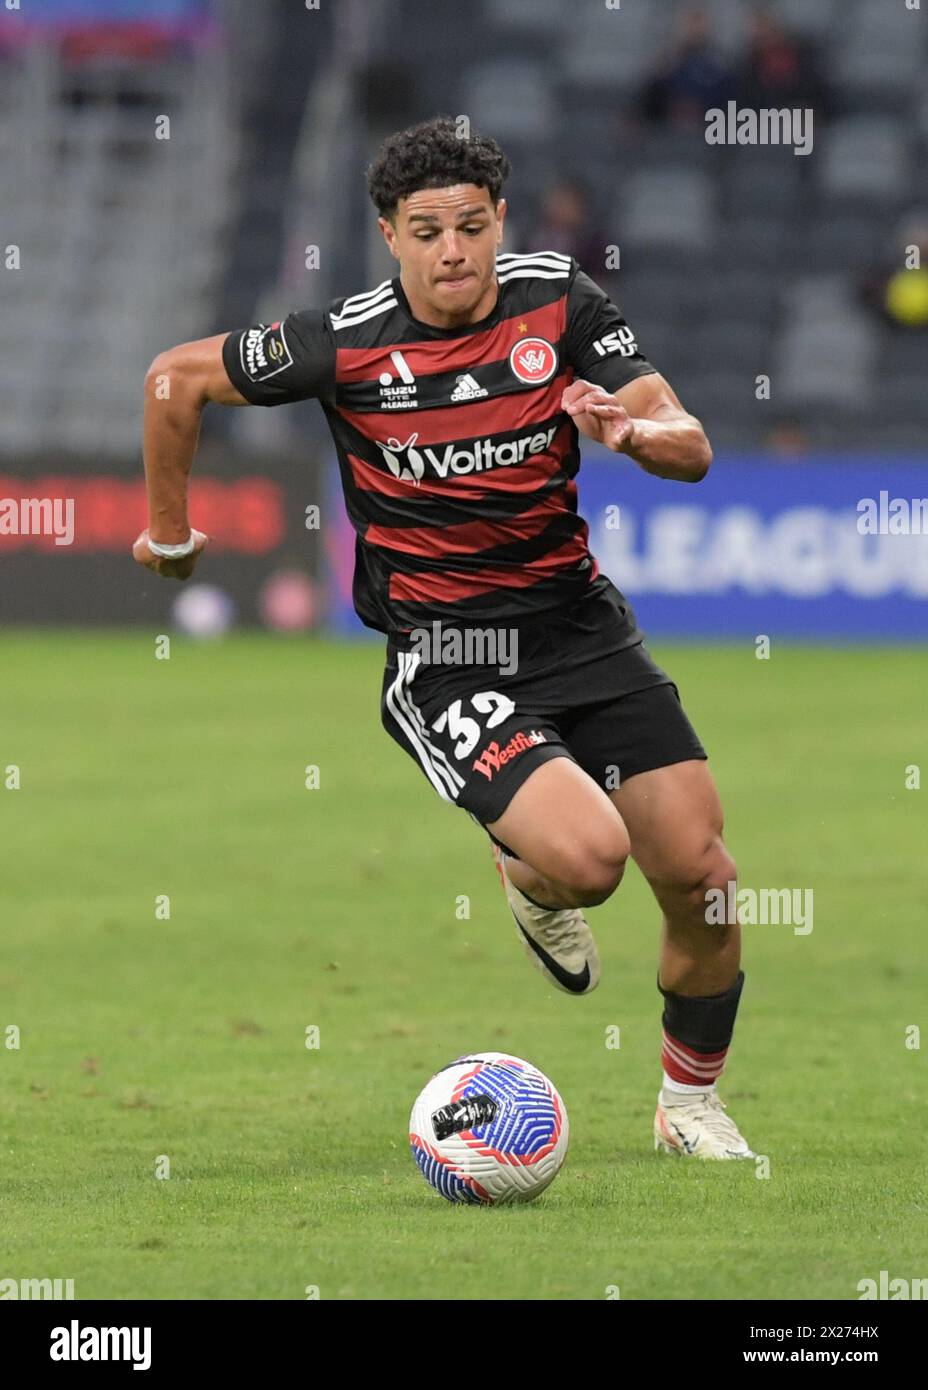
[610,761,752,1156]
[485,758,629,993]
[492,844,603,995]
[504,840,627,909]
[651,834,739,997]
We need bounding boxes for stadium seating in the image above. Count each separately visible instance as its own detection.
[2,0,926,460]
[0,3,251,458]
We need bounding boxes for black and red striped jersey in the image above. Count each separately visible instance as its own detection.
[222,252,655,636]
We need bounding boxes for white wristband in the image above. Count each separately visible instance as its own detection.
[148,533,195,559]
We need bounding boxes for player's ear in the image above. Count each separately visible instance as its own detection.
[378,214,400,260]
[495,197,507,244]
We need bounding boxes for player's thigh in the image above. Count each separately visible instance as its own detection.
[561,680,729,899]
[487,756,630,893]
[609,759,736,905]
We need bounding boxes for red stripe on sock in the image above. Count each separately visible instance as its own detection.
[661,1029,728,1085]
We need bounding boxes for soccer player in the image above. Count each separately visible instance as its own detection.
[134,117,754,1160]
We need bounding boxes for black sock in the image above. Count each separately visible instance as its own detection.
[658,971,745,1088]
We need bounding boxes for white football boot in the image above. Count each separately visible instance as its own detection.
[654,1088,756,1160]
[492,843,601,995]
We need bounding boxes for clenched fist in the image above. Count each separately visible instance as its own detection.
[132,528,209,581]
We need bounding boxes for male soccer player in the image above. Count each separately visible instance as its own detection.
[134,117,754,1160]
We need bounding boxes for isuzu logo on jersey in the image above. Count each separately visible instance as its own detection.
[240,322,293,382]
[378,350,418,409]
[377,426,558,485]
[592,326,638,358]
[509,336,558,385]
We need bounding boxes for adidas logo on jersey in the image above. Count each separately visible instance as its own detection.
[450,373,488,402]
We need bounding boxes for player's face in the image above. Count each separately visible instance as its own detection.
[379,184,506,328]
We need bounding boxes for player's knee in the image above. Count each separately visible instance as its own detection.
[703,838,737,897]
[655,834,733,922]
[673,836,737,920]
[556,830,629,907]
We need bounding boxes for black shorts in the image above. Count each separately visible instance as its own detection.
[379,574,706,840]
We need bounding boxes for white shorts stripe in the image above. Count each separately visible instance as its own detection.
[385,661,458,802]
[396,653,466,794]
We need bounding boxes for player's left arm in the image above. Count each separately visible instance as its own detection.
[562,372,712,483]
[562,263,711,482]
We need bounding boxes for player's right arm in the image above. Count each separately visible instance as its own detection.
[134,313,335,580]
[133,334,246,579]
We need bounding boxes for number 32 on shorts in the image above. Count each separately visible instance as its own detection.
[431,692,516,759]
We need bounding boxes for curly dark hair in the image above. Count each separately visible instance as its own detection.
[366,116,511,218]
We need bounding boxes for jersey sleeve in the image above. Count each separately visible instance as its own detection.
[564,264,656,393]
[222,309,336,406]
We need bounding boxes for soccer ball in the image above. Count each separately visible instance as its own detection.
[409,1052,569,1205]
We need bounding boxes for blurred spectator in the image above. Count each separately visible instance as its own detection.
[737,9,829,116]
[861,215,928,331]
[638,6,735,129]
[765,421,812,457]
[518,179,609,281]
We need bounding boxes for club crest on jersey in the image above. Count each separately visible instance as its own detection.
[509,336,557,385]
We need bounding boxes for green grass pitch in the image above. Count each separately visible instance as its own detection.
[1,632,925,1300]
